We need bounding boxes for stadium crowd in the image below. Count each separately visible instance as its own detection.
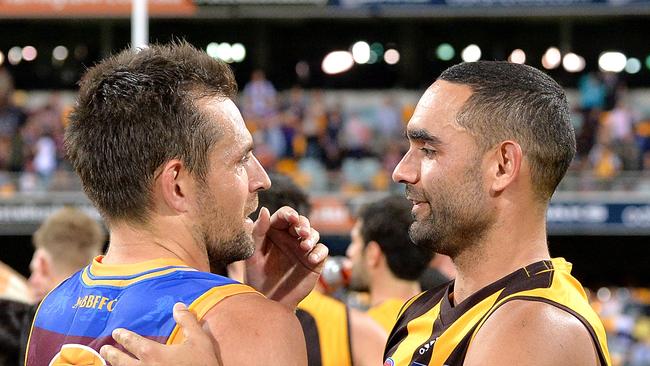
[0,63,649,365]
[3,67,650,195]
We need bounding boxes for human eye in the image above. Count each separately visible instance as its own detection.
[240,152,252,165]
[420,147,436,158]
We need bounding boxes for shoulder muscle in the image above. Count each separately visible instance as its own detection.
[203,293,307,366]
[464,299,600,366]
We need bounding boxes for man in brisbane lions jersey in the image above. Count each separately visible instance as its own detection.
[25,42,328,366]
[102,61,612,366]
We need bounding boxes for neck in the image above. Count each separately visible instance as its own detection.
[102,217,209,272]
[451,206,549,305]
[369,269,421,307]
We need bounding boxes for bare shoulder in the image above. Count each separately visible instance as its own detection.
[349,307,388,338]
[464,299,600,366]
[348,308,388,366]
[202,293,307,365]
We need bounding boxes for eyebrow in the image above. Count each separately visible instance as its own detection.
[241,141,254,157]
[406,128,442,146]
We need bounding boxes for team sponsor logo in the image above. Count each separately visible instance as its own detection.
[72,295,117,311]
[384,357,395,366]
[418,337,438,355]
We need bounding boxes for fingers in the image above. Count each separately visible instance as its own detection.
[252,207,271,242]
[306,243,329,270]
[298,227,320,252]
[172,303,205,342]
[100,344,140,366]
[111,328,159,360]
[270,207,310,237]
[252,207,271,254]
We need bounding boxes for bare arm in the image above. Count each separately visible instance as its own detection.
[348,308,388,366]
[464,300,600,366]
[203,293,307,365]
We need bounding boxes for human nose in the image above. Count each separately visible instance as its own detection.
[249,155,271,192]
[392,149,419,184]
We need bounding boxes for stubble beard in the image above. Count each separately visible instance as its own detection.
[197,188,258,272]
[407,162,495,260]
[348,260,370,292]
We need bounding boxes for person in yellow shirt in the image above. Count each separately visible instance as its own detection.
[257,173,386,366]
[347,195,435,334]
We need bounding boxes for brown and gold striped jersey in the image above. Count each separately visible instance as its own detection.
[383,258,611,366]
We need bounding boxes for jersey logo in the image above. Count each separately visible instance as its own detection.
[417,337,438,355]
[49,344,106,366]
[384,357,395,366]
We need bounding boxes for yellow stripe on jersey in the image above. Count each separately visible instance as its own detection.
[367,298,407,334]
[430,290,503,365]
[167,283,261,345]
[87,256,189,276]
[389,301,441,364]
[81,266,197,287]
[298,291,352,366]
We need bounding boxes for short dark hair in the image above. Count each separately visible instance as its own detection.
[358,195,434,281]
[439,61,576,201]
[65,41,237,224]
[253,173,311,217]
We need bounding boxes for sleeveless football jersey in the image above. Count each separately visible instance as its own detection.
[367,298,406,335]
[25,256,258,366]
[383,258,611,366]
[297,291,353,366]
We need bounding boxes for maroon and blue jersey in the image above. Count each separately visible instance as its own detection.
[26,256,257,365]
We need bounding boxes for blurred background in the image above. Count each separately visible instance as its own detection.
[1,1,650,363]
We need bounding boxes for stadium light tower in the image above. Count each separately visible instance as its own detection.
[132,0,149,50]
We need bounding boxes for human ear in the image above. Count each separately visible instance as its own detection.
[159,160,192,213]
[489,141,522,194]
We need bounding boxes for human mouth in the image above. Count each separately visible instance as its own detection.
[407,197,429,216]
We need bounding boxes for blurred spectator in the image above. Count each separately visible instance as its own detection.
[321,105,345,171]
[576,108,602,167]
[375,97,402,146]
[342,113,372,159]
[303,90,327,160]
[591,287,650,366]
[590,141,623,180]
[604,99,639,170]
[0,69,26,142]
[28,207,105,302]
[242,69,278,123]
[0,69,27,173]
[635,114,650,170]
[33,131,57,189]
[579,73,606,111]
